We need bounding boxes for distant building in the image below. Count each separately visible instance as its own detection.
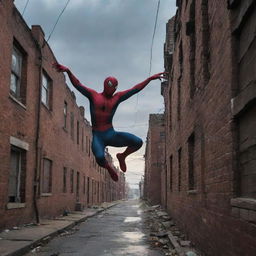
[0,0,125,230]
[159,1,256,255]
[144,114,165,205]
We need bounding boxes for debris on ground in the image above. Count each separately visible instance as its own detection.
[142,200,200,256]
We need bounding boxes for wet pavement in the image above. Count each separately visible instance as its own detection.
[25,200,164,256]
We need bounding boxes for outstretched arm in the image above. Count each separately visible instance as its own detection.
[116,72,166,103]
[52,62,95,99]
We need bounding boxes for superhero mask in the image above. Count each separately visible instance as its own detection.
[103,77,118,97]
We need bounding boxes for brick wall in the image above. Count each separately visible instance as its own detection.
[0,0,125,230]
[161,0,256,255]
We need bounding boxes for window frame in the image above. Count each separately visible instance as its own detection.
[41,71,52,109]
[10,46,23,99]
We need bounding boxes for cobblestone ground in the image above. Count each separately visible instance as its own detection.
[25,200,166,256]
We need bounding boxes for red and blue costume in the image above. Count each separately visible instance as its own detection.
[53,63,165,181]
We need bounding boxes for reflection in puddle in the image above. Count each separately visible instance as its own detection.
[113,245,150,255]
[137,210,142,215]
[124,217,141,223]
[122,231,145,241]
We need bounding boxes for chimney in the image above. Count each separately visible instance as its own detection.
[79,106,85,117]
[31,25,45,47]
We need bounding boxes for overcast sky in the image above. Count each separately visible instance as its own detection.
[14,0,176,188]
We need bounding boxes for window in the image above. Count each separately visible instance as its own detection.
[41,72,52,109]
[87,177,90,204]
[169,87,172,130]
[63,167,67,193]
[10,47,22,99]
[8,146,26,203]
[177,80,181,121]
[71,112,74,140]
[77,121,80,145]
[238,105,256,198]
[76,171,80,201]
[42,159,52,194]
[70,169,74,193]
[187,0,196,98]
[64,101,67,129]
[83,176,86,194]
[86,136,89,154]
[178,148,182,191]
[10,44,27,104]
[227,0,240,9]
[89,139,91,157]
[201,0,210,84]
[188,133,195,190]
[169,155,173,191]
[82,129,84,151]
[160,131,165,142]
[179,40,183,76]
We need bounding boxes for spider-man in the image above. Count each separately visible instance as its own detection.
[53,62,165,181]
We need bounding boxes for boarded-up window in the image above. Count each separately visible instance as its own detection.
[8,146,26,203]
[42,159,52,193]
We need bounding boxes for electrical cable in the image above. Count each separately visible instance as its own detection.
[149,0,160,76]
[44,0,71,46]
[132,0,161,129]
[22,0,30,16]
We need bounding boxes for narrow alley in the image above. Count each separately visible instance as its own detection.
[1,1,256,255]
[25,200,165,256]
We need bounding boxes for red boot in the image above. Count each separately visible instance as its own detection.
[116,153,127,172]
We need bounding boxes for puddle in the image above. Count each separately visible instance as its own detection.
[122,232,145,241]
[137,210,142,215]
[124,217,141,223]
[113,245,150,255]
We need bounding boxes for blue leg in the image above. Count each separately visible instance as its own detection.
[107,130,143,172]
[92,134,106,167]
[92,133,118,181]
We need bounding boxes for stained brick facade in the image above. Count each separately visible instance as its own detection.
[0,0,125,230]
[144,114,165,205]
[159,0,256,255]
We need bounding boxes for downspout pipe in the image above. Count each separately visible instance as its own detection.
[33,44,42,224]
[32,26,45,224]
